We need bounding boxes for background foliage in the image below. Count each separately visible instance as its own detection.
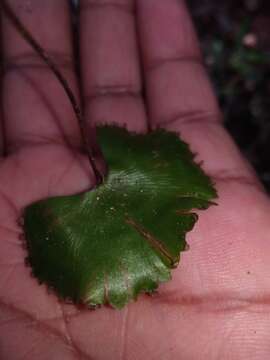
[188,0,270,191]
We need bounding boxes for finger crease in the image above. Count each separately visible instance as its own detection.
[3,52,74,73]
[155,110,222,129]
[85,85,141,100]
[146,54,203,73]
[80,1,135,14]
[6,136,81,152]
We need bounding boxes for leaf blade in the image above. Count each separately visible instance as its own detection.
[23,126,217,309]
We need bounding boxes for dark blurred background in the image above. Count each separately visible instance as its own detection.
[187,0,270,191]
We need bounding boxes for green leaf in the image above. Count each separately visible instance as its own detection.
[23,126,217,309]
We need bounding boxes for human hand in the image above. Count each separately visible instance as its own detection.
[1,1,270,359]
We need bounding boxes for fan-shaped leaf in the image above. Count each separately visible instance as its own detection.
[23,126,217,309]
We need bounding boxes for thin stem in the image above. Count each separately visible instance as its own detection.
[1,0,103,186]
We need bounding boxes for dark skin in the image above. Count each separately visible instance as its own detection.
[1,0,270,359]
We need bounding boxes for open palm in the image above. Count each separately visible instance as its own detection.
[1,1,270,359]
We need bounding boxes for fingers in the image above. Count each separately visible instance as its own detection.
[1,0,81,154]
[136,0,259,183]
[136,0,219,125]
[79,0,147,132]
